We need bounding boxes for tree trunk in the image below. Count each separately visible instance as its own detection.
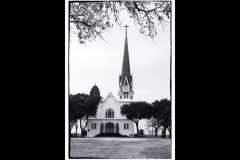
[81,119,88,137]
[81,131,84,137]
[161,126,167,138]
[75,126,78,135]
[154,128,158,137]
[81,124,85,137]
[80,124,85,137]
[135,121,139,137]
[70,124,73,137]
[168,128,171,138]
[79,119,84,137]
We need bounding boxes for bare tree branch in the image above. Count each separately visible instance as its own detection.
[69,1,171,45]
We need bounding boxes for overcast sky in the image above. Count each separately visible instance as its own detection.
[69,10,170,104]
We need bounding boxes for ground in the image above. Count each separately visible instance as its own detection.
[70,137,171,159]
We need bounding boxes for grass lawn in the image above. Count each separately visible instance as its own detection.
[70,137,171,159]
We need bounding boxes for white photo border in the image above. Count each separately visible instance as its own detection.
[65,0,175,159]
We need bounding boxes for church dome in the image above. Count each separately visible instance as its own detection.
[90,85,100,97]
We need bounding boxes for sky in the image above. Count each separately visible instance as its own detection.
[68,5,171,134]
[69,11,171,104]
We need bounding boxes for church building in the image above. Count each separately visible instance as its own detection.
[86,25,135,137]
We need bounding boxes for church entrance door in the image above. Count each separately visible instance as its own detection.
[105,122,114,133]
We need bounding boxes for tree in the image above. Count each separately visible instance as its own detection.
[69,94,78,136]
[152,100,164,137]
[152,99,171,138]
[145,118,163,137]
[80,95,101,137]
[70,1,171,44]
[74,122,78,135]
[121,101,152,137]
[69,93,101,137]
[164,101,171,138]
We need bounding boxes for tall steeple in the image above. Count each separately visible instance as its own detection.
[121,24,131,78]
[118,25,134,101]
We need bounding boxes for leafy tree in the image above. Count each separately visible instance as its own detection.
[69,93,101,137]
[164,101,171,138]
[145,118,163,137]
[152,99,171,138]
[121,101,152,137]
[152,100,164,136]
[69,94,78,135]
[70,1,171,44]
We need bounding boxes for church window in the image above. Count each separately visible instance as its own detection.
[120,96,122,99]
[130,96,132,99]
[105,109,114,118]
[124,123,129,129]
[108,110,111,117]
[92,123,97,129]
[124,92,128,98]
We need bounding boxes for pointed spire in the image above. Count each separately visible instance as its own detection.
[121,24,131,78]
[118,24,134,100]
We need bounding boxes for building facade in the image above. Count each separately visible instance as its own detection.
[87,26,135,137]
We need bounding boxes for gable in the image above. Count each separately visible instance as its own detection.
[94,92,126,119]
[100,92,119,106]
[100,94,119,111]
[124,75,129,86]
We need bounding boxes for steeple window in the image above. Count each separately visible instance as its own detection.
[124,92,128,98]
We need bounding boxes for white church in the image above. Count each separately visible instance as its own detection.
[86,25,135,137]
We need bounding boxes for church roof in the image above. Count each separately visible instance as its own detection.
[90,84,100,97]
[99,92,119,107]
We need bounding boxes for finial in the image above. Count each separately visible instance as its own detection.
[94,83,96,86]
[124,24,129,34]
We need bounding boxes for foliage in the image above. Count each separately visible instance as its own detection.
[121,101,152,136]
[69,93,102,137]
[163,100,171,138]
[145,118,162,137]
[69,94,80,131]
[69,93,101,119]
[70,1,171,44]
[121,101,152,121]
[152,98,171,138]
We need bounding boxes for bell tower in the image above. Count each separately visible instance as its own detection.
[118,25,134,101]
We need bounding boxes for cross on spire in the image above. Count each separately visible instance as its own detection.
[124,24,129,34]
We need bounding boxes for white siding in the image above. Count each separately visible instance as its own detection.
[87,119,134,137]
[87,93,134,137]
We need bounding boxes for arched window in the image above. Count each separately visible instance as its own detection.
[105,108,114,118]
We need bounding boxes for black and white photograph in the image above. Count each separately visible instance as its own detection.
[65,0,175,159]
